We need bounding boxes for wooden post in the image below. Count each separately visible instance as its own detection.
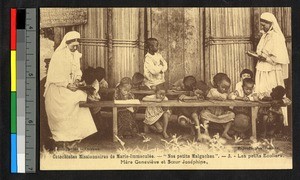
[251,107,258,140]
[112,107,118,142]
[107,8,114,86]
[138,8,145,74]
[252,8,261,48]
[203,8,211,84]
[146,8,152,38]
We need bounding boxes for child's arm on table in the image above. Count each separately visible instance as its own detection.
[207,89,227,101]
[178,94,198,101]
[142,95,163,102]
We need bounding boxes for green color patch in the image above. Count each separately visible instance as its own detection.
[11,92,17,133]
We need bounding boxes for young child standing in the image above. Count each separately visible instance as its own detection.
[114,77,138,138]
[144,38,168,90]
[200,73,235,140]
[142,84,171,138]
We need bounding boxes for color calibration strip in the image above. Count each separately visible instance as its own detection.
[11,8,36,173]
[11,8,18,173]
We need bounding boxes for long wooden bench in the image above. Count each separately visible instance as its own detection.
[79,100,271,142]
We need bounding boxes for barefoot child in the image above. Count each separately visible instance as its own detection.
[200,73,235,139]
[177,76,207,141]
[142,84,171,138]
[144,38,168,90]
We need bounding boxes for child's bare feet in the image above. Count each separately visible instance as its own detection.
[190,127,196,136]
[144,124,150,133]
[196,134,202,142]
[222,132,232,140]
[162,132,169,138]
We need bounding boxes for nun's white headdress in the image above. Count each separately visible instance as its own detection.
[56,31,80,51]
[259,12,290,79]
[260,12,285,40]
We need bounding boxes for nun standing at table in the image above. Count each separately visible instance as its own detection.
[255,12,290,126]
[44,31,97,148]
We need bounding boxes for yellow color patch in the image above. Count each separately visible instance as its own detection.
[11,50,16,91]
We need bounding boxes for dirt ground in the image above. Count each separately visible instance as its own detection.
[73,113,292,157]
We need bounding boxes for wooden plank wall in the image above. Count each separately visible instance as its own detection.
[75,8,107,69]
[204,8,253,90]
[49,8,291,90]
[74,8,145,86]
[149,8,204,87]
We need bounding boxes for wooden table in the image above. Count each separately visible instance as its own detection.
[79,100,271,142]
[99,88,187,96]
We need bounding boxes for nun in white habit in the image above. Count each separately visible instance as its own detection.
[255,12,290,126]
[44,31,97,142]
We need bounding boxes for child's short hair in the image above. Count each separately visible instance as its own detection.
[95,67,106,81]
[155,83,167,93]
[145,38,158,50]
[132,72,144,86]
[242,78,255,87]
[271,86,286,100]
[240,69,254,79]
[183,76,197,91]
[119,77,132,87]
[82,67,96,85]
[197,80,210,95]
[213,73,230,87]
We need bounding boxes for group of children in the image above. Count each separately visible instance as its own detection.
[82,38,290,141]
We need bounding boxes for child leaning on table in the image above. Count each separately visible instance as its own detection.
[144,38,168,90]
[177,76,207,142]
[114,77,139,138]
[142,84,171,138]
[200,73,235,140]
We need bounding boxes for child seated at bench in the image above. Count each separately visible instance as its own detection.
[114,77,139,138]
[235,69,254,96]
[95,67,108,89]
[142,84,171,138]
[200,73,235,140]
[258,86,291,138]
[177,76,206,141]
[132,72,149,90]
[81,67,101,102]
[228,78,258,138]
